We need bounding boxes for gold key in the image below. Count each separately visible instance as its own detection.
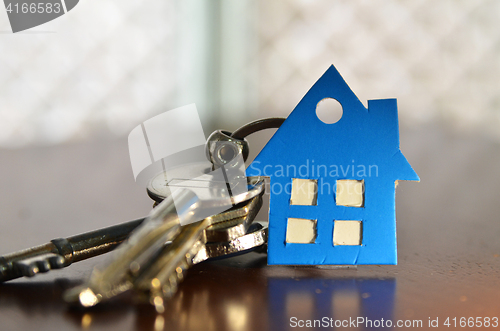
[65,176,265,307]
[132,193,263,311]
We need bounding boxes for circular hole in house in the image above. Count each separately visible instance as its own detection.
[316,98,343,124]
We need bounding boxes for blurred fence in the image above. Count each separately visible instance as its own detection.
[0,0,499,148]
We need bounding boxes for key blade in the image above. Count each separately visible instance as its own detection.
[193,222,268,263]
[132,195,264,308]
[65,177,264,307]
[64,212,182,306]
[64,189,201,306]
[0,243,62,282]
[0,217,145,283]
[132,219,209,294]
[205,194,263,242]
[13,253,66,277]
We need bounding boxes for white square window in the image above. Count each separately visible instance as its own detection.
[286,218,317,244]
[290,179,318,206]
[336,180,364,207]
[333,220,362,246]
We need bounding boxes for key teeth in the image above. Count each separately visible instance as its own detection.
[12,253,66,278]
[0,258,11,280]
[36,259,51,273]
[156,258,190,301]
[13,261,38,277]
[48,255,66,269]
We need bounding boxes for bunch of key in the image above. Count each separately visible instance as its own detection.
[0,119,285,311]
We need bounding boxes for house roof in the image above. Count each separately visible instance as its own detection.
[246,65,419,182]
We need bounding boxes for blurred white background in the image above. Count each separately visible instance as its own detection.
[0,0,499,148]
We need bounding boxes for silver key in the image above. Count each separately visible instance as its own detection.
[0,178,258,283]
[64,176,265,307]
[131,194,263,309]
[0,193,256,284]
[195,221,268,264]
[139,221,268,312]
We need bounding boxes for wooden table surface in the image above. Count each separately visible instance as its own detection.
[0,125,499,330]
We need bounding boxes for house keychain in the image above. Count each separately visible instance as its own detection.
[247,64,419,265]
[0,64,418,308]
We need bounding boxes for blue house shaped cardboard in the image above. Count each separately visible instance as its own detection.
[246,65,419,265]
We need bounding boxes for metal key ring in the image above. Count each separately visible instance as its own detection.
[231,117,285,140]
[206,117,285,166]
